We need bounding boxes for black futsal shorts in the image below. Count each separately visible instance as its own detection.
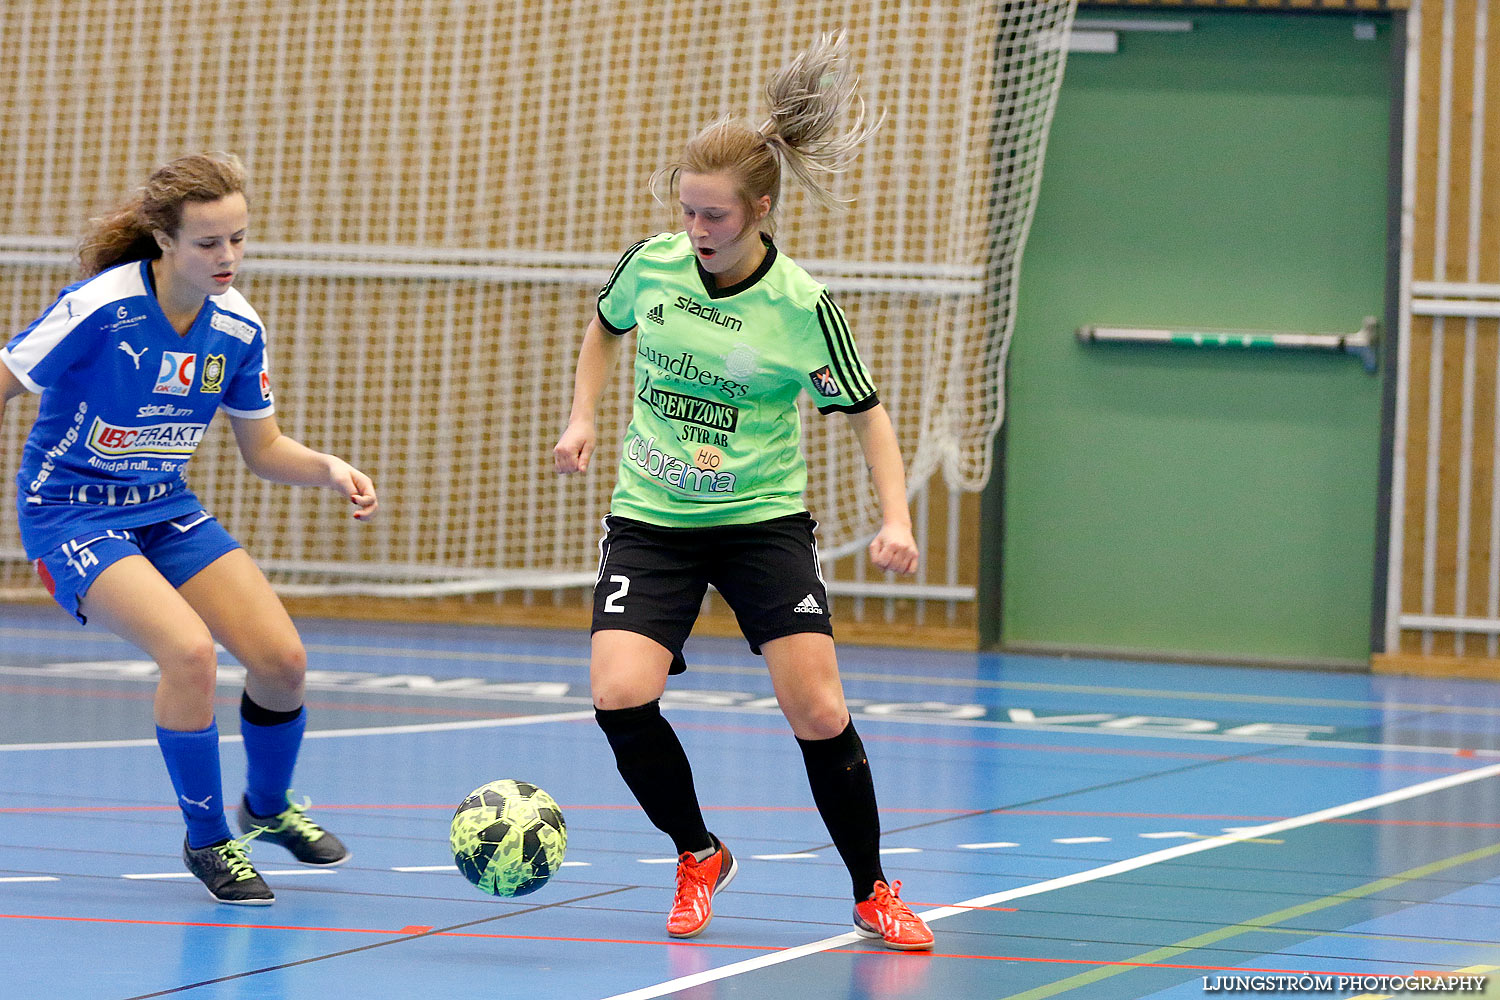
[591,512,833,673]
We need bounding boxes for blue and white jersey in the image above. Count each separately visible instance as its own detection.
[2,260,275,558]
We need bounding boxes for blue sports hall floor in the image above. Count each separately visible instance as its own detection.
[2,599,1499,999]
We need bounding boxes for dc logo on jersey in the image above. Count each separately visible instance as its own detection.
[808,366,841,398]
[154,352,196,396]
[200,355,226,393]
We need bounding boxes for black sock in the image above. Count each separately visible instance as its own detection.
[595,701,713,857]
[240,691,303,727]
[798,719,886,901]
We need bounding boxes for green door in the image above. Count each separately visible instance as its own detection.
[993,12,1392,667]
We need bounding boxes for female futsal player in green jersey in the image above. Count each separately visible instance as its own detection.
[554,32,932,951]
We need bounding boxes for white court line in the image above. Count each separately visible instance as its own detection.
[0,876,58,883]
[752,853,819,860]
[11,625,1500,717]
[0,710,596,752]
[597,758,1500,1000]
[4,660,1498,758]
[123,869,336,880]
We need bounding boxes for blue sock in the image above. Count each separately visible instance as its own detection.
[156,721,233,849]
[240,706,306,818]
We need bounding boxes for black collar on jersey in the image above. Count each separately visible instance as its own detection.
[695,233,777,300]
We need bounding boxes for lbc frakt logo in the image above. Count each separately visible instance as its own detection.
[154,352,196,396]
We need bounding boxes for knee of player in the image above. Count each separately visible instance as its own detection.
[592,687,642,713]
[159,631,219,678]
[787,699,850,741]
[246,641,308,688]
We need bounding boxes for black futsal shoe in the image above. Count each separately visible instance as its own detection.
[237,794,351,866]
[182,833,274,905]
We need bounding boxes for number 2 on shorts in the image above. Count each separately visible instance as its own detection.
[603,574,630,613]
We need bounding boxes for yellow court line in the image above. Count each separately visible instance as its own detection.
[1256,927,1500,948]
[997,843,1500,1000]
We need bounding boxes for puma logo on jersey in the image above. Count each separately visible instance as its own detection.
[118,341,147,369]
[794,593,824,614]
[647,303,665,325]
[180,793,214,811]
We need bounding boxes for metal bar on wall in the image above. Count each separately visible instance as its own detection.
[1386,0,1423,655]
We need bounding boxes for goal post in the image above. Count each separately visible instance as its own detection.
[0,0,1078,600]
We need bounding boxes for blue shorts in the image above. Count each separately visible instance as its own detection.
[33,511,241,625]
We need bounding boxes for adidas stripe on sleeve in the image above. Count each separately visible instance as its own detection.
[596,237,653,335]
[810,292,878,414]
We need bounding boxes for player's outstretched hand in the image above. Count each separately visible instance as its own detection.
[554,421,596,475]
[869,523,919,575]
[329,459,378,521]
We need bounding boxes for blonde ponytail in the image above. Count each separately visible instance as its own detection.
[650,30,879,235]
[758,30,881,210]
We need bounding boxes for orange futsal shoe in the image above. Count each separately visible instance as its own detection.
[853,879,934,951]
[666,836,738,938]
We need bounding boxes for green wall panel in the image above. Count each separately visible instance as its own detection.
[997,12,1391,665]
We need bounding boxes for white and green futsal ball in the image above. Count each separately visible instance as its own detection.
[450,779,567,897]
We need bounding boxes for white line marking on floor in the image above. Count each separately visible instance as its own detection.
[1139,831,1199,839]
[959,841,1019,850]
[560,861,590,867]
[4,659,1497,757]
[877,847,922,854]
[597,758,1500,1000]
[0,876,58,883]
[752,853,819,860]
[392,865,457,873]
[637,858,677,865]
[123,869,337,880]
[0,710,597,752]
[1053,836,1110,844]
[8,628,1498,716]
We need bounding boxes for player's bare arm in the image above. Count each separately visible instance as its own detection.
[554,316,625,475]
[845,403,918,575]
[229,413,378,520]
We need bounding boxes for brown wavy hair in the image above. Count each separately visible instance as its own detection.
[77,152,247,278]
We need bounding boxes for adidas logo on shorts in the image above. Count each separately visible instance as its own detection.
[647,303,665,325]
[794,593,823,615]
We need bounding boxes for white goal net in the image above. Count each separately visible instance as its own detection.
[0,0,1075,598]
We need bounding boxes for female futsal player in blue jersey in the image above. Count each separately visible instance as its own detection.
[555,34,933,950]
[0,152,377,904]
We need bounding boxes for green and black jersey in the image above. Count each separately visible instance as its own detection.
[597,231,879,528]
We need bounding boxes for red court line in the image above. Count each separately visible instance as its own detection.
[0,911,1366,976]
